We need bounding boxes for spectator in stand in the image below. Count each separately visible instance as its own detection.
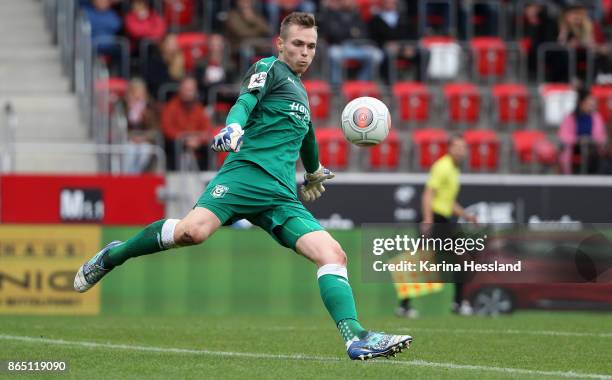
[603,0,612,26]
[556,5,611,84]
[124,0,167,50]
[121,78,160,173]
[265,0,317,32]
[161,77,211,170]
[225,0,271,51]
[144,33,185,100]
[368,0,419,82]
[163,0,195,30]
[82,0,122,67]
[318,0,383,85]
[559,89,608,174]
[195,34,234,104]
[522,2,558,81]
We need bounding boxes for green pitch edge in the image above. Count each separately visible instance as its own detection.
[101,227,452,316]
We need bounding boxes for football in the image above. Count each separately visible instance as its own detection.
[340,96,391,147]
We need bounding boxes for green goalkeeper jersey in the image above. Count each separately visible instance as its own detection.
[223,56,317,196]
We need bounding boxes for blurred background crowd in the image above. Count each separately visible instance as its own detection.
[66,0,612,174]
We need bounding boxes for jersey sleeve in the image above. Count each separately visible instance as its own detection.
[239,59,276,101]
[300,121,320,173]
[226,92,258,128]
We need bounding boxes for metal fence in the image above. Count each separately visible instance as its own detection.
[30,0,167,175]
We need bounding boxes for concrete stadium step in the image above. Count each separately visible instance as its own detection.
[2,95,80,111]
[13,153,97,174]
[0,0,99,173]
[0,21,48,36]
[0,66,69,92]
[12,110,82,125]
[15,127,88,142]
[1,62,65,81]
[2,81,71,94]
[0,0,43,13]
[0,47,59,61]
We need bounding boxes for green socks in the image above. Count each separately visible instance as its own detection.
[103,219,179,268]
[317,264,367,343]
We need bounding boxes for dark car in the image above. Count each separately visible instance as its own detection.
[462,229,612,315]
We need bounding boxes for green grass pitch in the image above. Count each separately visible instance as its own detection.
[1,312,612,379]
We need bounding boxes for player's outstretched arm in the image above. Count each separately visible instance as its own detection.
[211,92,258,152]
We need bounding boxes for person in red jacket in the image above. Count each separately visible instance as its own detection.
[161,76,211,170]
[125,0,167,49]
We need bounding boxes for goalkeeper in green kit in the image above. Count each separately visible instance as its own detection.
[74,12,411,360]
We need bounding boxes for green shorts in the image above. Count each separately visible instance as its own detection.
[196,160,323,250]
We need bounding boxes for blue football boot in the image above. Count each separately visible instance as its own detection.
[347,332,412,360]
[74,241,122,293]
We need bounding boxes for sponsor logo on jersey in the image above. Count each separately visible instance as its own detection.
[289,102,311,124]
[211,184,229,198]
[248,72,267,89]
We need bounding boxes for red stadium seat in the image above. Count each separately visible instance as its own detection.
[94,77,128,114]
[412,128,449,169]
[392,81,431,126]
[315,128,349,170]
[342,80,382,101]
[95,77,128,101]
[163,0,195,28]
[443,82,481,125]
[176,32,208,72]
[469,37,507,79]
[304,80,332,120]
[463,129,500,171]
[591,85,612,122]
[511,130,557,166]
[355,0,380,21]
[210,125,229,169]
[491,83,529,126]
[369,129,400,170]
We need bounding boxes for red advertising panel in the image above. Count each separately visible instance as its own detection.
[0,175,165,225]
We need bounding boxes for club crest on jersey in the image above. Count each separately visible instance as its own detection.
[211,184,229,198]
[248,72,267,89]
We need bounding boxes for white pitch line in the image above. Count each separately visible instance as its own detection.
[399,327,612,339]
[1,334,611,379]
[264,326,612,338]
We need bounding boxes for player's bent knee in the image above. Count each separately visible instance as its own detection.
[174,207,221,246]
[332,243,348,266]
[176,221,211,245]
[317,240,347,267]
[184,224,212,245]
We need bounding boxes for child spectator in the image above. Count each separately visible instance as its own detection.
[121,78,161,173]
[559,89,608,174]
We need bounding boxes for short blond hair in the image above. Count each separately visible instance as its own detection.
[279,12,316,39]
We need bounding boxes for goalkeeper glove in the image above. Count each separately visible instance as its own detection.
[300,164,335,202]
[211,123,244,152]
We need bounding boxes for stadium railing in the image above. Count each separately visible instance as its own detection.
[0,142,167,175]
[1,103,18,173]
